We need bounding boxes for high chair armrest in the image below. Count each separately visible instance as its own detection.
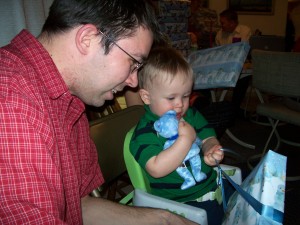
[133,189,207,225]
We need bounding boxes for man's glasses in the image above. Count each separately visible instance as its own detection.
[98,30,143,74]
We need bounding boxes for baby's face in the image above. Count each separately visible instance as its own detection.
[147,73,193,119]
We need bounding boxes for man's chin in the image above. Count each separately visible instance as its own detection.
[90,101,104,108]
[89,97,106,108]
[89,91,116,107]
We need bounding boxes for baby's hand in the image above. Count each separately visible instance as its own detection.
[177,121,196,144]
[203,145,224,166]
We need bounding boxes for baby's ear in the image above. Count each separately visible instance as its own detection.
[139,89,151,105]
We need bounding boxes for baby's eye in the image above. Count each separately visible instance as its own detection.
[167,97,175,101]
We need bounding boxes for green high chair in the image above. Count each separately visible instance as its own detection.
[122,126,242,225]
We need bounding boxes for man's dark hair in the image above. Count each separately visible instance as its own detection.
[42,0,162,54]
[220,9,238,22]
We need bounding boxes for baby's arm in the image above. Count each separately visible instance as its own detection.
[202,137,224,166]
[145,121,196,178]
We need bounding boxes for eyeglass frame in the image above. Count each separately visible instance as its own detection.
[98,30,143,74]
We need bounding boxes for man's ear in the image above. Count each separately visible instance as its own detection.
[75,24,98,55]
[139,89,151,105]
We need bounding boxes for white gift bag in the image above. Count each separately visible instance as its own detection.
[221,150,286,225]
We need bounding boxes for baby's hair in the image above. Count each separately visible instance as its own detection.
[138,46,194,89]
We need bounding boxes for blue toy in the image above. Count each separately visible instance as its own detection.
[154,110,207,190]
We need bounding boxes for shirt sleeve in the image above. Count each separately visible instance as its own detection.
[0,100,67,224]
[130,125,163,169]
[76,116,104,197]
[240,25,252,42]
[186,107,216,140]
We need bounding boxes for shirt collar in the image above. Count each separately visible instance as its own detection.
[143,105,159,122]
[12,30,69,100]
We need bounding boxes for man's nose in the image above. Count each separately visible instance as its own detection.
[126,72,138,88]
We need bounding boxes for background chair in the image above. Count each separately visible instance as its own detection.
[247,49,300,181]
[86,98,122,121]
[89,105,145,200]
[123,126,242,225]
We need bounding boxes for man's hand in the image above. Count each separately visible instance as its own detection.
[81,195,199,225]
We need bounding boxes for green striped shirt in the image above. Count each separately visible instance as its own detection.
[130,105,218,202]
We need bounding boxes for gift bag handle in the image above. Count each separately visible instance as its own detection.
[216,150,284,223]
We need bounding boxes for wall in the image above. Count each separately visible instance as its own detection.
[0,0,53,47]
[209,0,288,36]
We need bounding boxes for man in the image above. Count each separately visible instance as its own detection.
[215,9,252,117]
[215,9,251,45]
[0,0,197,224]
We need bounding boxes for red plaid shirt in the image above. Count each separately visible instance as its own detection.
[0,30,104,224]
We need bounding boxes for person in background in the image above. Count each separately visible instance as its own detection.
[215,9,251,45]
[0,0,197,224]
[130,46,234,225]
[215,9,252,118]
